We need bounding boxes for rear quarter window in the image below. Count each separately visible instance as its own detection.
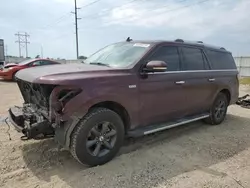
[206,50,236,70]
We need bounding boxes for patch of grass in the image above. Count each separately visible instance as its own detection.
[240,77,250,85]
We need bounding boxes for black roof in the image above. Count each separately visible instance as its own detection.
[128,39,230,53]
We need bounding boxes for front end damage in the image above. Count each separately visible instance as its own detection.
[8,79,82,142]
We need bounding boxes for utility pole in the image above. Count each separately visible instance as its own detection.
[41,45,43,58]
[15,32,30,58]
[15,32,21,57]
[71,0,81,59]
[4,45,7,57]
[5,45,8,63]
[25,32,29,57]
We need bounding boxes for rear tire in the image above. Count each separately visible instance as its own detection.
[70,108,124,166]
[204,93,228,125]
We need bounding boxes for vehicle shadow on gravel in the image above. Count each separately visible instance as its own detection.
[21,114,250,187]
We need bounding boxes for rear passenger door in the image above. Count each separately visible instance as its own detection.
[179,46,214,115]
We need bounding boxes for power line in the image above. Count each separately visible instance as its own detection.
[79,0,145,20]
[39,13,72,30]
[79,0,102,8]
[80,0,210,30]
[35,0,101,32]
[15,32,30,58]
[105,0,187,23]
[38,0,102,58]
[39,0,211,42]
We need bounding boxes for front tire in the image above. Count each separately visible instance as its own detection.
[204,93,228,125]
[70,108,124,166]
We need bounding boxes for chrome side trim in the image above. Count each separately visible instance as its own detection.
[147,69,238,75]
[143,114,209,135]
[175,81,185,85]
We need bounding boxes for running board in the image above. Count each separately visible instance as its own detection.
[127,113,209,137]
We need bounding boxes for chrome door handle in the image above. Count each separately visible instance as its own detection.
[175,81,185,85]
[208,78,215,82]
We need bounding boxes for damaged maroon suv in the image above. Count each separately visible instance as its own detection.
[9,38,239,166]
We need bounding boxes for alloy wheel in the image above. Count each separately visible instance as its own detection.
[214,99,226,120]
[86,121,117,157]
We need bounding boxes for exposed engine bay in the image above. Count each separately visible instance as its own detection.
[9,104,54,140]
[17,80,56,112]
[9,79,81,140]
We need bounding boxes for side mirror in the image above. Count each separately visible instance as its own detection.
[144,60,167,72]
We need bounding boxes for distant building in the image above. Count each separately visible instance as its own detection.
[0,39,4,62]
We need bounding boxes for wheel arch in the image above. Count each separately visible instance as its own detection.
[55,100,131,149]
[89,101,131,133]
[219,88,231,104]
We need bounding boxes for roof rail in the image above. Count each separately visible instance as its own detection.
[175,39,184,42]
[197,41,203,43]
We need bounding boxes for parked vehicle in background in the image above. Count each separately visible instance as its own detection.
[0,39,5,63]
[0,39,5,71]
[2,62,18,69]
[0,58,60,81]
[8,38,239,166]
[0,61,5,70]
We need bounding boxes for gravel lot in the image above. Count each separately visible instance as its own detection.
[0,81,250,188]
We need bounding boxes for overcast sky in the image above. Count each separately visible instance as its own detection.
[0,0,249,59]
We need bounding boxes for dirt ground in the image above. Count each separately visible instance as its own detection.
[0,81,250,188]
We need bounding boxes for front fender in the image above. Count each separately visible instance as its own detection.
[54,94,132,149]
[61,93,130,120]
[52,83,139,148]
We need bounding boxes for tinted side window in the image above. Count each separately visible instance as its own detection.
[181,47,206,70]
[206,50,236,69]
[41,61,53,65]
[148,46,180,71]
[29,61,42,66]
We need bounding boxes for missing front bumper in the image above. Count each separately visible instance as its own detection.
[8,106,54,139]
[8,107,25,132]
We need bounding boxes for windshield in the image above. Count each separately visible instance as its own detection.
[18,59,33,65]
[84,42,151,68]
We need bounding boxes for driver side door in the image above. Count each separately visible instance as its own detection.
[138,45,188,126]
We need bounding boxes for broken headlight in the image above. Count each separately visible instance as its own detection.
[52,88,82,113]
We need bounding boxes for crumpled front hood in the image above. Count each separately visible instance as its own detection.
[16,63,114,84]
